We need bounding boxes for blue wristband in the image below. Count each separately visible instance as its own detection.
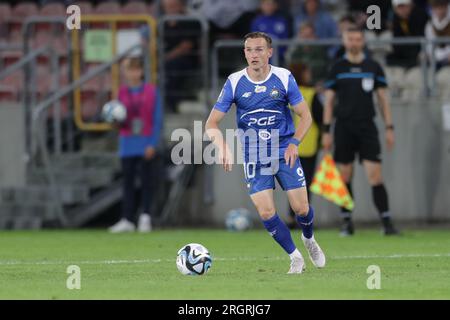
[288,137,301,146]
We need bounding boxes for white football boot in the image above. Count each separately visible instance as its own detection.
[138,214,152,233]
[108,219,135,233]
[302,234,326,268]
[287,253,306,274]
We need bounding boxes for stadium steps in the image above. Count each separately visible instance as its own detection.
[28,167,116,189]
[0,152,122,229]
[64,179,123,228]
[0,185,90,206]
[0,203,60,229]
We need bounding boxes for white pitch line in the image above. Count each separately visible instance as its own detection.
[0,253,449,267]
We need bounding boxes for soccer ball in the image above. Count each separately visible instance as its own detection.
[101,100,127,123]
[176,243,212,275]
[225,208,252,231]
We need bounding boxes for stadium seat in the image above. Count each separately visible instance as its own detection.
[81,90,100,120]
[436,67,450,101]
[0,50,23,68]
[122,1,148,14]
[8,2,39,44]
[91,1,121,28]
[0,4,11,41]
[0,3,11,19]
[0,86,18,102]
[400,66,424,103]
[384,66,406,98]
[0,72,22,101]
[118,2,148,29]
[11,2,39,17]
[76,1,94,14]
[40,2,65,16]
[95,1,121,14]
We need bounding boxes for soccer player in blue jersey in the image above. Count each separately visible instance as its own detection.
[205,32,325,274]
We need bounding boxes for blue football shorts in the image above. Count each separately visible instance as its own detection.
[243,157,307,195]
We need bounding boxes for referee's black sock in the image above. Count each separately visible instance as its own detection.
[340,183,353,221]
[372,184,391,223]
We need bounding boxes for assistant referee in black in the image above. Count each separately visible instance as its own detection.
[322,27,399,236]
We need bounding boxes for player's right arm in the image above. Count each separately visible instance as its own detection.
[205,79,235,172]
[205,109,233,172]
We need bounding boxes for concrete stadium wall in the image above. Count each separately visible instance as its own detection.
[0,103,26,188]
[207,98,450,227]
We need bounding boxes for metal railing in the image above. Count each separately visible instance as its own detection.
[211,37,450,98]
[0,45,60,166]
[22,17,69,155]
[31,44,144,226]
[71,14,157,131]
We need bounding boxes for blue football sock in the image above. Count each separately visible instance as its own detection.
[262,213,296,255]
[296,206,314,239]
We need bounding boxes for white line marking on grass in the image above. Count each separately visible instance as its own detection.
[0,253,449,267]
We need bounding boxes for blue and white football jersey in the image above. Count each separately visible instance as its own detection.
[214,65,304,164]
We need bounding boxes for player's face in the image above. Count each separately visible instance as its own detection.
[244,37,273,70]
[343,31,364,55]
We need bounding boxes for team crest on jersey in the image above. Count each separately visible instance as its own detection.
[258,130,271,140]
[254,85,267,93]
[362,78,374,92]
[270,88,280,99]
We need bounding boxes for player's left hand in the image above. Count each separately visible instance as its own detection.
[385,129,395,151]
[285,144,299,168]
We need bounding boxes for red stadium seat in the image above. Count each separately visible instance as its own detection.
[95,1,121,14]
[0,3,11,18]
[37,3,66,32]
[118,1,151,28]
[0,3,10,44]
[40,2,65,16]
[0,50,23,68]
[76,1,94,15]
[122,1,148,14]
[0,87,18,102]
[0,72,23,101]
[11,2,38,17]
[8,3,39,44]
[81,90,99,120]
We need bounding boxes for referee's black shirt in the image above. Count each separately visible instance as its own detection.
[324,55,388,121]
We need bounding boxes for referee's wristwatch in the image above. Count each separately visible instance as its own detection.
[386,125,394,131]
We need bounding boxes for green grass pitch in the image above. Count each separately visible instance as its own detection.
[0,229,449,299]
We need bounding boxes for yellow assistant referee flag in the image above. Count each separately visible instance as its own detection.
[310,154,354,211]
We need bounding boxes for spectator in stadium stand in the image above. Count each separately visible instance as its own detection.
[286,63,324,229]
[285,21,329,84]
[162,0,201,113]
[425,0,450,70]
[346,0,392,34]
[332,15,372,61]
[251,0,292,66]
[188,0,259,42]
[386,0,429,69]
[108,57,162,234]
[293,0,338,40]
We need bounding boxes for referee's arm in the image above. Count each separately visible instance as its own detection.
[375,88,395,151]
[322,89,336,152]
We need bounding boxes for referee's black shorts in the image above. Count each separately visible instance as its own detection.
[333,119,382,164]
